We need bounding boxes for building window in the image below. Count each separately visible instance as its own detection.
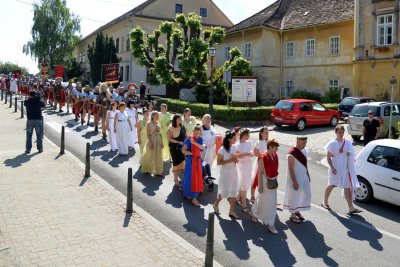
[285,80,294,97]
[305,39,315,56]
[225,46,231,60]
[121,36,125,52]
[120,66,124,82]
[329,36,340,55]
[329,79,339,90]
[244,43,252,58]
[377,14,393,46]
[126,66,130,81]
[175,4,183,14]
[200,8,207,17]
[126,35,130,51]
[116,38,120,53]
[286,42,294,57]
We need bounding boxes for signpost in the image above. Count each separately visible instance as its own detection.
[223,70,231,106]
[389,76,397,139]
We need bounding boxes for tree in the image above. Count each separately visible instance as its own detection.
[65,58,84,81]
[129,12,225,98]
[23,0,80,70]
[0,61,30,75]
[87,32,119,85]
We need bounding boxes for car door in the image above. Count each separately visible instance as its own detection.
[389,149,400,204]
[311,102,329,124]
[299,102,313,124]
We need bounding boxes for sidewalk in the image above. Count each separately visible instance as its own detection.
[0,103,215,266]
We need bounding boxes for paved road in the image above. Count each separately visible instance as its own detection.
[33,105,400,266]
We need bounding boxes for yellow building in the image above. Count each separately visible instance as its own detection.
[219,0,355,104]
[73,0,232,95]
[354,0,400,100]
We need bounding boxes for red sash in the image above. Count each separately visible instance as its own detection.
[260,151,279,178]
[339,139,354,192]
[288,147,310,180]
[190,137,204,192]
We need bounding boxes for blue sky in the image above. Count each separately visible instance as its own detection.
[0,0,274,73]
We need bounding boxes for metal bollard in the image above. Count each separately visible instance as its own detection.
[1,89,3,101]
[84,142,90,177]
[126,167,133,214]
[14,97,17,112]
[21,101,24,118]
[60,126,65,155]
[205,212,215,267]
[5,91,7,104]
[9,93,12,108]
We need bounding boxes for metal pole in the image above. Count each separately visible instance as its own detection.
[126,167,133,214]
[9,93,12,108]
[60,126,65,155]
[21,101,24,118]
[209,56,214,124]
[14,97,17,112]
[1,89,3,101]
[205,212,215,267]
[84,142,90,177]
[389,84,394,139]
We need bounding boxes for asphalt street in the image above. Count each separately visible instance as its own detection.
[24,103,400,267]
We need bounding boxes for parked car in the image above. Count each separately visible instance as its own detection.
[354,139,400,206]
[271,99,340,131]
[346,102,400,141]
[338,97,376,120]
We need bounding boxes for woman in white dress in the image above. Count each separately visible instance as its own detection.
[106,102,118,151]
[213,131,240,219]
[201,114,217,178]
[126,101,138,151]
[236,129,254,214]
[114,102,133,156]
[10,77,18,94]
[250,127,269,203]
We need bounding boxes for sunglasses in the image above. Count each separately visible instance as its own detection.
[368,113,374,115]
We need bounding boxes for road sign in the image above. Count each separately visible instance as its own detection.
[223,70,231,83]
[390,76,397,85]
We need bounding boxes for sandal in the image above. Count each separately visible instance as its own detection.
[192,200,201,207]
[241,206,250,214]
[249,213,258,223]
[236,199,242,206]
[213,205,220,215]
[250,196,256,204]
[229,212,240,220]
[268,225,279,235]
[289,216,301,224]
[348,208,362,215]
[295,212,305,221]
[321,203,331,210]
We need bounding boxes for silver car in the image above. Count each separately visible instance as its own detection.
[347,102,400,141]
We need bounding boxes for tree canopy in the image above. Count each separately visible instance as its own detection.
[129,12,225,97]
[23,0,80,70]
[0,62,30,76]
[87,32,119,85]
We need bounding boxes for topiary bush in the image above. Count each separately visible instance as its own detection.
[322,88,341,103]
[291,90,322,102]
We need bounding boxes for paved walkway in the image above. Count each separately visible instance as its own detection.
[0,102,216,266]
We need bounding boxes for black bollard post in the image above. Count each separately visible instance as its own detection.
[4,91,7,104]
[1,89,3,101]
[21,101,24,118]
[14,97,17,112]
[84,142,90,177]
[205,212,215,267]
[126,167,133,214]
[9,93,12,108]
[60,126,65,155]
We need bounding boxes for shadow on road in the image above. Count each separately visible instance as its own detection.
[82,130,99,139]
[355,199,400,223]
[123,213,132,228]
[109,153,131,168]
[4,153,35,168]
[133,168,163,196]
[182,200,208,237]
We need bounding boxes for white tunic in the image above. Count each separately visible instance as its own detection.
[10,78,18,93]
[126,108,137,147]
[283,149,311,213]
[217,146,239,198]
[251,173,277,226]
[115,111,130,155]
[107,110,118,151]
[201,126,217,166]
[236,141,253,191]
[252,140,268,179]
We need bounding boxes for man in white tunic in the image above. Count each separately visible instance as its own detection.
[322,125,362,214]
[283,136,311,224]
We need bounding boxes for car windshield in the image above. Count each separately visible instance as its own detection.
[341,98,359,106]
[350,106,380,117]
[275,100,294,111]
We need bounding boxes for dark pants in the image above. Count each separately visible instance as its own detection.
[202,163,211,177]
[26,119,43,151]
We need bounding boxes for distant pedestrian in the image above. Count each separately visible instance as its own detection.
[213,131,240,219]
[362,110,380,146]
[167,114,186,186]
[322,126,362,214]
[250,126,269,203]
[114,102,132,156]
[138,108,150,164]
[250,138,280,234]
[106,102,118,152]
[24,90,45,153]
[182,108,197,136]
[53,77,63,112]
[10,75,18,95]
[146,101,154,118]
[139,81,146,106]
[283,136,311,223]
[141,112,164,176]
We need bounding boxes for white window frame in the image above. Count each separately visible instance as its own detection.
[329,36,340,55]
[200,7,207,17]
[286,41,294,57]
[244,42,252,58]
[285,80,294,97]
[225,46,231,60]
[305,39,315,56]
[328,79,339,91]
[377,14,393,46]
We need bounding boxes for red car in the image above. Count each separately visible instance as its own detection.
[271,99,340,131]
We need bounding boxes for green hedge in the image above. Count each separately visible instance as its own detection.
[156,98,339,122]
[324,103,339,110]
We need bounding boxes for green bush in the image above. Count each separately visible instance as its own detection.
[156,98,272,122]
[322,88,341,103]
[323,103,339,110]
[291,90,321,102]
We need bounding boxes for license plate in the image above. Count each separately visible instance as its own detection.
[275,117,283,121]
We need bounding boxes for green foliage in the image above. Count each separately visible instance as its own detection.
[23,0,80,69]
[324,103,339,110]
[156,98,272,122]
[65,58,83,80]
[0,61,29,75]
[322,88,341,103]
[291,90,322,102]
[87,32,119,85]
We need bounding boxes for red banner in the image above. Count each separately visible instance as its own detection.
[54,65,65,78]
[102,63,119,84]
[41,63,49,76]
[13,69,21,78]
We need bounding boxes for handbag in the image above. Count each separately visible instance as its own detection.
[262,172,278,189]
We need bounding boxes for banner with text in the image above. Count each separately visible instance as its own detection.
[102,63,119,84]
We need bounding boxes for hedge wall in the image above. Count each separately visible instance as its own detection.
[155,98,338,122]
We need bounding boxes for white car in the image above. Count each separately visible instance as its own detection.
[354,139,400,206]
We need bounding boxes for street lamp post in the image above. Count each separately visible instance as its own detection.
[389,76,397,139]
[209,46,216,123]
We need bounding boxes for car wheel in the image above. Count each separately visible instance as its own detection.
[275,123,282,127]
[330,116,338,127]
[351,135,361,141]
[355,177,373,203]
[296,119,306,131]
